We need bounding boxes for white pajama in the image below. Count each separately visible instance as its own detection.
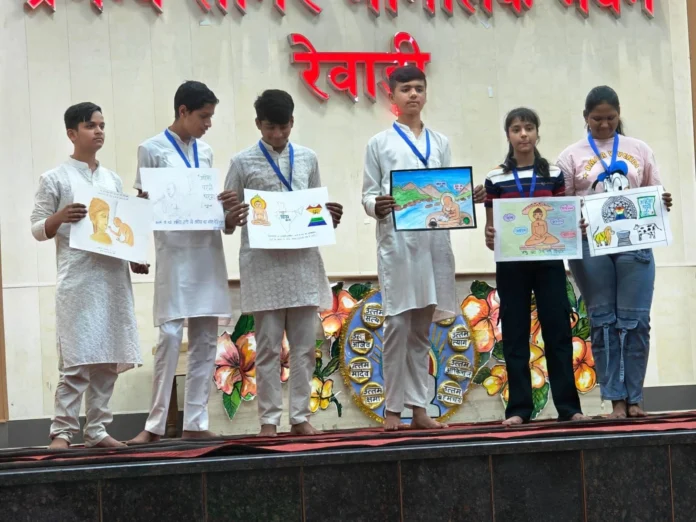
[383,305,436,414]
[144,317,218,435]
[50,363,119,447]
[253,307,319,426]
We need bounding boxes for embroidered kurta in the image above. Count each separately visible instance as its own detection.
[224,141,332,314]
[362,122,457,321]
[30,158,142,372]
[136,131,232,327]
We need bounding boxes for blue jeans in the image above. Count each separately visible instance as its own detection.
[569,240,655,404]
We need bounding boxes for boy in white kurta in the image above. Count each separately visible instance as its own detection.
[362,66,486,431]
[224,90,342,436]
[129,82,241,444]
[31,103,144,449]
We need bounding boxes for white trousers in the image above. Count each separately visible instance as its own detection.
[50,363,119,447]
[145,317,217,435]
[383,305,435,414]
[253,307,318,426]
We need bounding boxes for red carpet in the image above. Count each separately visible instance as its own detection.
[1,412,695,471]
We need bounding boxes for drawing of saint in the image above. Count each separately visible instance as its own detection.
[424,193,463,229]
[154,182,188,218]
[109,217,134,247]
[525,206,559,247]
[88,198,112,245]
[250,194,271,226]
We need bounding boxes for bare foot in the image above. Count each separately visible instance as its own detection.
[384,411,408,432]
[290,422,322,436]
[258,424,278,437]
[48,438,69,450]
[93,436,125,449]
[628,404,648,418]
[608,400,627,419]
[182,430,217,440]
[502,416,525,427]
[411,408,447,430]
[570,413,590,421]
[126,430,161,445]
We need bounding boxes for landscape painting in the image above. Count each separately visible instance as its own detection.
[390,167,477,231]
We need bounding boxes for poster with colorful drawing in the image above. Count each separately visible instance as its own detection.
[244,187,336,249]
[140,168,225,231]
[390,167,477,231]
[493,197,582,262]
[582,186,672,257]
[70,185,152,263]
[340,289,476,424]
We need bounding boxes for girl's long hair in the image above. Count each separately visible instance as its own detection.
[502,107,550,178]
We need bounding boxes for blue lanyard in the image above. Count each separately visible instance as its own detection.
[164,129,199,168]
[392,122,430,168]
[512,167,537,198]
[259,141,294,191]
[587,132,619,175]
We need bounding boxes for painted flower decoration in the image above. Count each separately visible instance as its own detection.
[214,332,257,399]
[529,343,548,389]
[280,332,290,383]
[461,290,501,352]
[483,365,509,402]
[572,337,596,393]
[320,289,358,339]
[309,377,334,413]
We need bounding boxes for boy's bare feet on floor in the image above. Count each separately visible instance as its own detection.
[126,430,161,445]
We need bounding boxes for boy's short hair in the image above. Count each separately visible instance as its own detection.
[64,102,102,131]
[254,89,294,125]
[173,81,219,119]
[388,66,427,93]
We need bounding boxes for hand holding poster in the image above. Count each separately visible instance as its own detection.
[493,197,582,262]
[244,187,336,249]
[390,167,477,231]
[582,186,672,257]
[70,186,152,263]
[140,168,225,231]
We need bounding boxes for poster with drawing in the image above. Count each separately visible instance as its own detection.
[390,167,477,231]
[493,197,582,262]
[582,186,672,257]
[70,186,152,263]
[244,187,336,249]
[140,168,225,231]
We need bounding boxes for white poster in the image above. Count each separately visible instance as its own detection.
[140,168,225,231]
[582,186,672,257]
[244,187,336,249]
[70,186,152,263]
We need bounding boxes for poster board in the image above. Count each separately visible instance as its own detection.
[493,197,582,262]
[390,167,477,231]
[140,167,225,231]
[582,186,672,257]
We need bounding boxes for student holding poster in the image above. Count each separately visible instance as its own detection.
[484,108,586,426]
[129,81,243,444]
[30,102,144,449]
[558,86,673,419]
[362,66,486,432]
[224,89,343,437]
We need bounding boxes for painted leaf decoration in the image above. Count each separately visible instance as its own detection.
[471,280,494,300]
[223,381,243,420]
[531,382,550,420]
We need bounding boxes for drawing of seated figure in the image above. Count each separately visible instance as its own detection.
[88,198,112,245]
[525,206,559,247]
[155,182,188,218]
[425,193,462,229]
[250,194,271,226]
[109,217,134,247]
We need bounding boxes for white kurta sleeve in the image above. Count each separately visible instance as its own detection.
[223,156,245,235]
[30,173,60,242]
[442,138,452,168]
[308,154,321,189]
[135,145,154,191]
[362,140,382,220]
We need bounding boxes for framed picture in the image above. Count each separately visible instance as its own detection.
[390,166,477,231]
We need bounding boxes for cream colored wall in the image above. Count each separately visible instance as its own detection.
[1,0,694,425]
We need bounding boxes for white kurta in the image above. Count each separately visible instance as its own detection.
[362,123,457,321]
[224,141,332,314]
[30,158,142,373]
[136,131,232,326]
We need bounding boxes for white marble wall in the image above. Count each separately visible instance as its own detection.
[1,0,695,428]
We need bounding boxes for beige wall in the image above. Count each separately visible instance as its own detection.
[1,0,694,426]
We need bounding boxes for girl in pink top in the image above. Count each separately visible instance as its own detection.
[557,86,672,420]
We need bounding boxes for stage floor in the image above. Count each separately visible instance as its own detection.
[1,413,696,521]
